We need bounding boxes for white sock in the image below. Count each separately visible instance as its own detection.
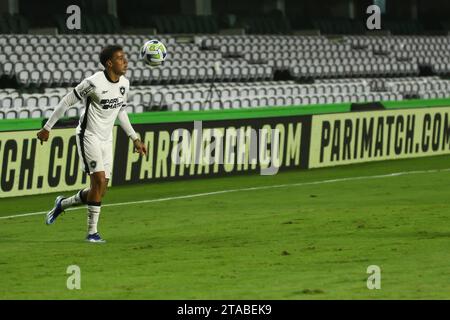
[87,203,101,235]
[61,188,87,210]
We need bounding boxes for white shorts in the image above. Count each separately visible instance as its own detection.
[76,133,113,179]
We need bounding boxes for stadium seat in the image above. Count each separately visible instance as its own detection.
[168,101,182,111]
[1,97,13,108]
[6,110,17,119]
[62,70,73,86]
[29,71,41,88]
[16,70,30,87]
[48,95,59,106]
[12,97,23,109]
[18,109,30,119]
[150,68,161,85]
[38,96,49,108]
[67,107,78,117]
[43,107,54,118]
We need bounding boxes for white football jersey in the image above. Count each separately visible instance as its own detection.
[74,71,129,141]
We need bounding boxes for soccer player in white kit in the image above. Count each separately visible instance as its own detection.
[37,45,147,243]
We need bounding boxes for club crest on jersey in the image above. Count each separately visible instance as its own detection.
[90,161,97,169]
[120,86,125,95]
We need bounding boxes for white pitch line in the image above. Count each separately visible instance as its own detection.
[1,167,450,221]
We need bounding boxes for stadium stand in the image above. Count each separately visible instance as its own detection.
[5,74,450,119]
[0,31,450,119]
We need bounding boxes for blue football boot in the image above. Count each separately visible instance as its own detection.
[45,196,65,225]
[86,232,106,243]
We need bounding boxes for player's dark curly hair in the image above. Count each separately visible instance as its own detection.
[99,45,123,67]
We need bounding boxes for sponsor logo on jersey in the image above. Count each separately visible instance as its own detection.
[100,98,124,110]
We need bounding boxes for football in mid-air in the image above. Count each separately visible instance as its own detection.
[139,39,167,67]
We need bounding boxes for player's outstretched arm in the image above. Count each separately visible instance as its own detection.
[36,90,80,145]
[117,108,147,156]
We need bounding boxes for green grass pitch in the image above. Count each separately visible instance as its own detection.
[1,155,450,299]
